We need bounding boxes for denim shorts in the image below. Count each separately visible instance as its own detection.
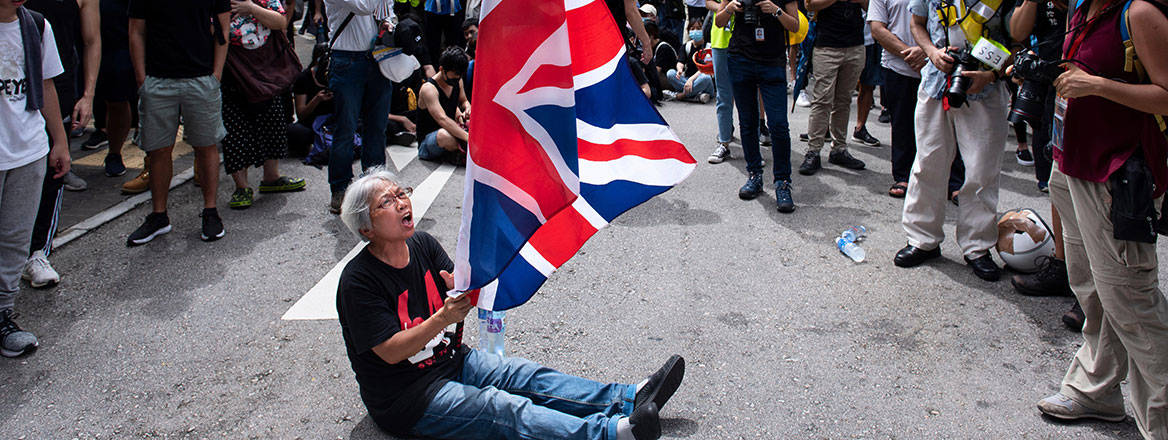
[138,75,226,151]
[417,130,444,161]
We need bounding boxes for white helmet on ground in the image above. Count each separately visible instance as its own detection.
[996,208,1056,273]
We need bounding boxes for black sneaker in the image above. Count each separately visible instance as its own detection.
[1016,149,1035,166]
[200,208,225,242]
[852,126,881,146]
[389,131,417,147]
[707,143,731,164]
[0,309,37,358]
[828,150,866,170]
[127,212,171,247]
[798,152,821,175]
[738,172,763,200]
[81,130,109,151]
[799,132,831,142]
[878,108,891,124]
[759,121,771,146]
[776,181,795,213]
[1011,256,1072,297]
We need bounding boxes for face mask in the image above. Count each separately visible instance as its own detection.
[689,30,703,42]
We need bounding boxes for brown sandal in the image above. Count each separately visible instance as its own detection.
[888,182,907,198]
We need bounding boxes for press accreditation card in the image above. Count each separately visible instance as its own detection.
[970,37,1010,71]
[755,27,765,41]
[1051,96,1067,152]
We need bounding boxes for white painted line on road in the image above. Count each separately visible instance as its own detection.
[282,163,457,320]
[388,145,417,171]
[52,167,195,250]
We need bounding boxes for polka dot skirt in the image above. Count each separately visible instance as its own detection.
[221,90,294,174]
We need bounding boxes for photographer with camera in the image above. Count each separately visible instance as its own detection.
[715,0,804,213]
[1034,0,1168,434]
[1009,0,1064,189]
[894,0,1015,281]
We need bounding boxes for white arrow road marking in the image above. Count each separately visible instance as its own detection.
[388,145,417,171]
[282,163,457,320]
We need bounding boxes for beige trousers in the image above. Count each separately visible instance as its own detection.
[1050,163,1168,439]
[901,84,1007,257]
[806,45,865,154]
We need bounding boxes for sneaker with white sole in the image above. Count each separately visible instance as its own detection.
[127,212,171,246]
[22,250,59,288]
[796,90,811,107]
[200,208,225,242]
[0,309,37,358]
[708,143,731,164]
[62,171,87,191]
[1037,393,1126,422]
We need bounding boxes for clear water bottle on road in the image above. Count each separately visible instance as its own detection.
[836,236,866,262]
[841,225,868,243]
[478,308,506,356]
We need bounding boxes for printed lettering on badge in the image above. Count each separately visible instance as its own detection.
[755,27,765,41]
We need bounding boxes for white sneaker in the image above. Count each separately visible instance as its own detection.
[1037,393,1126,422]
[22,251,60,288]
[796,91,811,108]
[698,93,712,104]
[662,90,678,101]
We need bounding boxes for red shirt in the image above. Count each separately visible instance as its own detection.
[1055,0,1168,197]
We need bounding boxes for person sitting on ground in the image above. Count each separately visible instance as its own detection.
[336,168,685,440]
[416,46,470,165]
[663,18,714,103]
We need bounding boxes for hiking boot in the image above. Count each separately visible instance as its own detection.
[104,153,126,177]
[1037,393,1125,422]
[852,126,880,146]
[330,191,344,215]
[200,208,225,242]
[0,309,37,358]
[122,169,150,194]
[798,152,821,175]
[1011,256,1072,297]
[258,176,306,193]
[738,172,763,200]
[127,212,171,247]
[775,181,795,213]
[21,250,59,288]
[828,150,866,170]
[62,171,87,191]
[229,188,254,209]
[81,130,109,150]
[707,143,731,164]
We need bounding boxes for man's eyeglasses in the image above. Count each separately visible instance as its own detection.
[378,187,414,210]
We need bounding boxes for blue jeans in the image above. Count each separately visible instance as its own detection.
[411,349,636,440]
[328,50,392,193]
[728,55,791,183]
[712,47,735,144]
[665,70,714,100]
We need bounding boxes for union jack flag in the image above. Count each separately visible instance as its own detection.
[453,0,696,311]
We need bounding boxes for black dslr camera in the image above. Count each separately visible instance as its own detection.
[739,0,761,24]
[1007,51,1063,126]
[944,48,981,108]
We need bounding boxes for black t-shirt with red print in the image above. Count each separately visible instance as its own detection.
[336,231,468,436]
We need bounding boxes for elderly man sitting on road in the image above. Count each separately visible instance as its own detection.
[335,168,686,440]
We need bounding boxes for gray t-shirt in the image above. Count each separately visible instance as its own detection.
[867,0,920,78]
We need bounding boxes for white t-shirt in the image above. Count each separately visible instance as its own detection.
[685,0,707,7]
[867,0,920,78]
[325,0,394,52]
[0,18,64,171]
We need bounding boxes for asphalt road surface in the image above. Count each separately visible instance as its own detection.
[3,87,1161,439]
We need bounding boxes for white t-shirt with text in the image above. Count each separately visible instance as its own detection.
[0,18,64,171]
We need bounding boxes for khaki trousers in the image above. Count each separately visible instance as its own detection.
[806,45,864,154]
[1050,163,1168,439]
[901,84,1006,257]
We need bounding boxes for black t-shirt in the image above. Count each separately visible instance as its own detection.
[654,41,678,74]
[727,0,797,65]
[682,41,701,77]
[814,1,864,47]
[291,68,334,121]
[128,0,230,79]
[27,0,81,72]
[100,0,130,55]
[606,0,630,38]
[1029,0,1066,61]
[336,231,468,437]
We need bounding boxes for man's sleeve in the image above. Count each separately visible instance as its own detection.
[867,0,888,23]
[908,0,928,17]
[338,275,402,354]
[41,22,65,80]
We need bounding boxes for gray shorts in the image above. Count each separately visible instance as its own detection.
[138,75,226,151]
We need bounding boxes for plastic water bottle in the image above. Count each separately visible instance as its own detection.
[841,225,868,243]
[477,308,506,357]
[836,236,866,263]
